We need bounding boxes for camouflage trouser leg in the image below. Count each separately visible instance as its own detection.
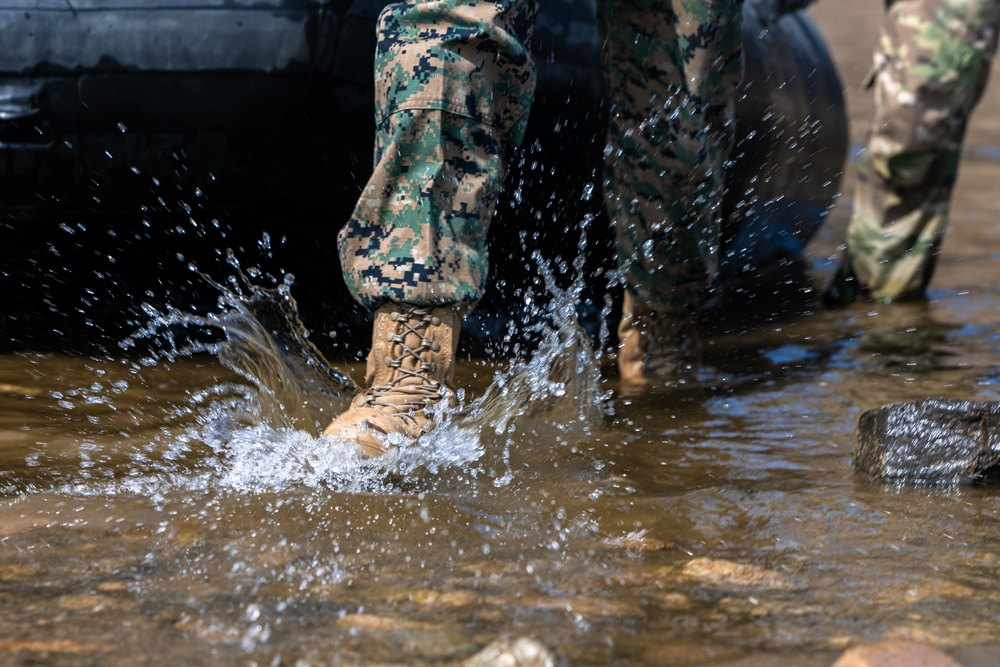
[338,0,538,310]
[601,0,744,313]
[846,0,1000,301]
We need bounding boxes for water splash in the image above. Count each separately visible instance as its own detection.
[318,240,614,488]
[409,224,613,487]
[121,270,355,436]
[106,236,611,495]
[461,254,607,431]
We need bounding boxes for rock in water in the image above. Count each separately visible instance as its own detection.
[463,637,556,667]
[831,639,964,667]
[855,398,1000,485]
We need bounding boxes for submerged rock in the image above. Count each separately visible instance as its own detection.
[854,398,1000,485]
[463,637,556,667]
[678,557,798,592]
[831,639,963,667]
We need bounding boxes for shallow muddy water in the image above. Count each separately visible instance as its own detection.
[3,3,1000,666]
[4,276,1000,667]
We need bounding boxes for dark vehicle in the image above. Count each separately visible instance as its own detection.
[0,0,847,349]
[0,0,349,208]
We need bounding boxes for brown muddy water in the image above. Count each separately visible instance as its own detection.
[3,4,1000,667]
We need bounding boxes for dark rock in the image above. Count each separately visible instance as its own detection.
[854,398,1000,485]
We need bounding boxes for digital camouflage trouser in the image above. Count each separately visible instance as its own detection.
[338,0,744,313]
[845,0,1000,301]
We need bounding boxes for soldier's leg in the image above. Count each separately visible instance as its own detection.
[327,0,538,455]
[837,0,1000,302]
[338,0,537,311]
[600,0,744,384]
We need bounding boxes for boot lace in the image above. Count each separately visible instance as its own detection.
[359,306,446,418]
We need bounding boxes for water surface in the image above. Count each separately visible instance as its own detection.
[3,3,1000,665]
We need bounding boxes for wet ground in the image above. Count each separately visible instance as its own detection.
[3,2,1000,666]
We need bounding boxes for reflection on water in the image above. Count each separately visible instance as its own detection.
[2,255,1000,666]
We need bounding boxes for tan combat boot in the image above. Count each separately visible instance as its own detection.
[323,302,461,457]
[617,290,701,387]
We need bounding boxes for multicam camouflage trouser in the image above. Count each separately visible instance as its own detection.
[338,0,744,313]
[844,0,1000,301]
